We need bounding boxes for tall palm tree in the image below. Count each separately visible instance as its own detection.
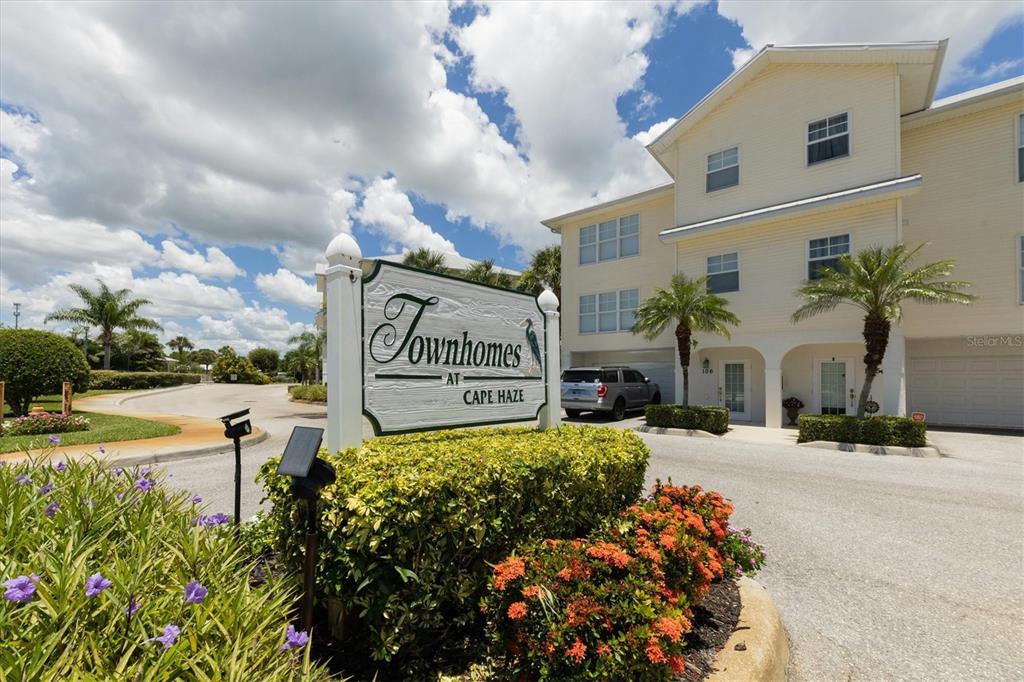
[168,335,194,363]
[45,279,163,369]
[631,273,740,406]
[792,243,974,417]
[517,245,561,300]
[463,259,515,288]
[402,248,449,273]
[288,330,323,384]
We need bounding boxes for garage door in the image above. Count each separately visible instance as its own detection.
[908,355,1024,430]
[630,362,676,404]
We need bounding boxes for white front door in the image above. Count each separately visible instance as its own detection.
[814,358,855,415]
[719,360,751,420]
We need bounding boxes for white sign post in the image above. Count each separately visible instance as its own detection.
[324,233,364,453]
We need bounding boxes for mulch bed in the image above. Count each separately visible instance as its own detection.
[676,577,742,681]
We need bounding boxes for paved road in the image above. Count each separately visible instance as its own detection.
[132,384,1023,681]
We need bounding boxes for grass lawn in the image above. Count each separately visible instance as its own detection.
[1,390,179,454]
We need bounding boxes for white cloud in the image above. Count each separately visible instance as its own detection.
[717,1,1023,89]
[159,240,244,280]
[254,268,321,308]
[196,303,310,354]
[354,176,460,255]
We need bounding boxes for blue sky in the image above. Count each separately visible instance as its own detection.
[1,1,1021,351]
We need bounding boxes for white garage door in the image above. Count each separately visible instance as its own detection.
[908,355,1024,430]
[630,362,676,404]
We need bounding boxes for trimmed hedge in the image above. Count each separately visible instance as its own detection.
[89,370,202,390]
[0,329,90,416]
[797,414,927,447]
[645,404,730,434]
[258,425,650,672]
[288,384,326,402]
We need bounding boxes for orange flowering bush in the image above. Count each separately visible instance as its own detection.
[480,481,764,680]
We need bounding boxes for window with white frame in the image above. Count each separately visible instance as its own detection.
[1017,114,1023,183]
[706,252,739,293]
[579,289,639,333]
[808,234,850,280]
[807,112,849,165]
[706,147,739,192]
[578,214,639,264]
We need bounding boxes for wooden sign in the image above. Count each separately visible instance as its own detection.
[62,381,73,415]
[0,382,4,417]
[362,261,546,434]
[911,411,926,422]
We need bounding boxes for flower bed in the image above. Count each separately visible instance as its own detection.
[797,414,926,447]
[258,425,649,672]
[0,457,328,679]
[645,405,730,434]
[89,370,202,390]
[480,482,765,680]
[0,412,89,437]
[288,384,327,402]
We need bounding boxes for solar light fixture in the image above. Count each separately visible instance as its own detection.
[277,426,335,633]
[219,408,252,529]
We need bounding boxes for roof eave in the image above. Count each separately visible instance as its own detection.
[542,182,675,233]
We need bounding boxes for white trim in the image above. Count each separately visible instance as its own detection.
[542,183,673,231]
[813,357,856,415]
[901,75,1024,129]
[806,233,852,281]
[705,144,741,193]
[805,110,851,167]
[578,288,640,335]
[706,250,741,293]
[577,212,641,266]
[719,360,751,420]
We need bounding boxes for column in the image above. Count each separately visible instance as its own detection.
[324,233,364,453]
[538,288,561,429]
[764,367,783,428]
[882,330,907,416]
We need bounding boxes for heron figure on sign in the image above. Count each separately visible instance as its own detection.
[523,318,542,373]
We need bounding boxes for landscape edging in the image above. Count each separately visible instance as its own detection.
[98,428,271,466]
[633,424,721,438]
[797,440,941,457]
[707,577,790,682]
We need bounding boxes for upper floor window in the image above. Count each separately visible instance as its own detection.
[706,146,739,192]
[579,213,640,264]
[1017,114,1023,182]
[807,112,849,165]
[808,234,849,280]
[579,288,639,334]
[706,252,739,293]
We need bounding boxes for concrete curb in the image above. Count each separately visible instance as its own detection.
[113,384,201,406]
[96,428,272,466]
[634,424,721,438]
[798,440,941,458]
[708,577,790,682]
[288,397,327,405]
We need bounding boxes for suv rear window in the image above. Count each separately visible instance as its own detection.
[624,370,644,383]
[601,369,619,383]
[562,370,599,383]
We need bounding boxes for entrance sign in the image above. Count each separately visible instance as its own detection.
[363,262,546,434]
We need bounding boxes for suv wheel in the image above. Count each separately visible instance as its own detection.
[611,397,626,421]
[650,392,661,405]
[565,409,582,419]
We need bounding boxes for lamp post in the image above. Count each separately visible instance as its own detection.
[219,409,252,530]
[13,302,21,329]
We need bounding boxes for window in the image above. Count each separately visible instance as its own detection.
[624,369,645,384]
[601,369,620,384]
[707,252,739,293]
[807,112,849,165]
[808,234,850,280]
[1018,235,1024,304]
[1017,114,1023,182]
[706,146,739,192]
[578,214,639,264]
[579,289,639,333]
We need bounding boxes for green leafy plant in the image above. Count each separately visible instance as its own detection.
[248,348,281,374]
[0,456,327,679]
[288,384,326,402]
[88,370,202,390]
[516,245,561,300]
[401,248,450,274]
[644,404,729,434]
[212,348,270,385]
[797,414,926,447]
[258,425,650,673]
[0,329,91,416]
[1,412,89,437]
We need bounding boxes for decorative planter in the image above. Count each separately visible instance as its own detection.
[786,407,800,426]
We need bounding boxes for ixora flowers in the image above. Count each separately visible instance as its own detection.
[481,482,766,680]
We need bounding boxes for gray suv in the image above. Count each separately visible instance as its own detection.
[561,366,661,421]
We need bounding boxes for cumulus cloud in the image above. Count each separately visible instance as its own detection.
[196,303,310,353]
[354,177,460,255]
[160,240,244,280]
[254,268,321,308]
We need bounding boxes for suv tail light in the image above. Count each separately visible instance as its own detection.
[596,383,608,398]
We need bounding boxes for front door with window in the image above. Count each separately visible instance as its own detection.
[816,359,854,415]
[719,361,750,420]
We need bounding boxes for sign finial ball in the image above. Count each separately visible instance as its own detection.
[537,287,559,313]
[326,232,362,266]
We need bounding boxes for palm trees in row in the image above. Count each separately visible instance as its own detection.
[632,243,973,416]
[401,245,561,297]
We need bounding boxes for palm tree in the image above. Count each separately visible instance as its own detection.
[45,279,162,369]
[402,248,449,273]
[463,259,515,288]
[792,243,974,417]
[168,335,194,363]
[517,245,561,300]
[631,273,740,406]
[288,330,323,384]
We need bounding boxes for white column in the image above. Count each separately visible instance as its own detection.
[538,288,561,429]
[882,330,907,416]
[324,233,364,453]
[764,367,783,428]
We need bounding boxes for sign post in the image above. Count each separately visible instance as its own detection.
[538,288,561,430]
[61,381,73,415]
[324,233,364,453]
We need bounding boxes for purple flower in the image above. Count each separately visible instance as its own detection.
[191,495,202,504]
[48,435,61,444]
[16,474,31,486]
[55,461,67,473]
[279,624,309,652]
[135,478,154,493]
[98,444,106,455]
[149,624,180,650]
[193,512,230,528]
[116,492,125,502]
[126,596,141,618]
[183,580,207,605]
[82,497,95,508]
[140,466,151,477]
[113,466,123,476]
[4,575,37,603]
[85,572,112,597]
[38,482,54,495]
[45,501,59,518]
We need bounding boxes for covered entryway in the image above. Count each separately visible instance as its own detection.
[908,354,1024,429]
[719,360,751,420]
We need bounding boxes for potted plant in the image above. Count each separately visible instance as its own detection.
[782,397,804,426]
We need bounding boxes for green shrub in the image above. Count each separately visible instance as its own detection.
[0,329,90,416]
[288,384,327,402]
[89,370,202,390]
[248,347,280,374]
[644,404,730,434]
[258,425,650,672]
[0,457,328,680]
[797,414,927,447]
[212,349,270,385]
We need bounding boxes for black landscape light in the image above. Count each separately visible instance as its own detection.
[277,426,335,633]
[219,408,252,530]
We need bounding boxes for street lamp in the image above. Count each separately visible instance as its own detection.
[219,408,252,531]
[13,302,21,329]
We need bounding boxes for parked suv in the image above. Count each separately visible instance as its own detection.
[561,366,661,420]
